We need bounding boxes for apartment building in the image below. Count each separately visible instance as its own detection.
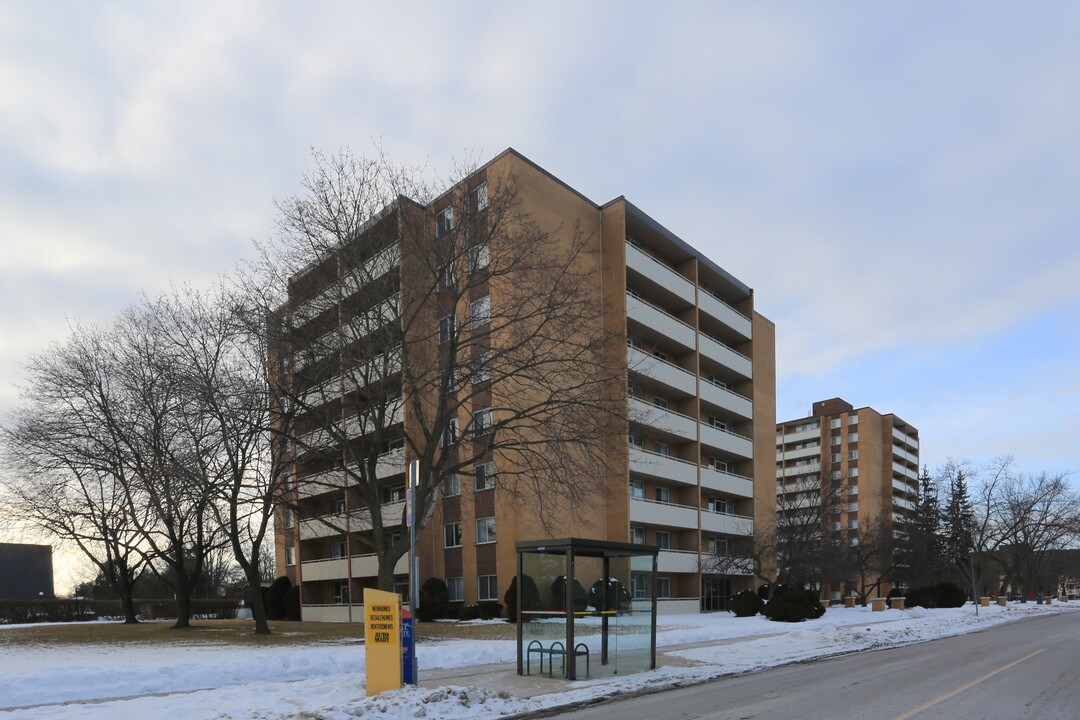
[775,398,920,600]
[275,149,776,619]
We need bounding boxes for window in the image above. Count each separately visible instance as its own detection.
[467,243,489,273]
[831,436,842,446]
[631,572,648,599]
[656,531,671,550]
[281,472,292,491]
[831,453,841,463]
[831,503,841,514]
[442,473,460,497]
[471,351,492,384]
[285,547,295,566]
[283,509,295,529]
[709,497,733,514]
[436,263,455,291]
[476,516,496,544]
[385,530,402,547]
[655,441,670,457]
[628,384,645,401]
[848,433,859,443]
[848,502,859,513]
[630,479,645,500]
[707,416,727,431]
[848,450,858,460]
[381,436,405,453]
[474,462,495,491]
[849,537,859,546]
[331,538,348,558]
[656,577,671,599]
[478,574,498,601]
[629,434,645,449]
[469,296,491,329]
[710,457,731,473]
[848,415,859,425]
[848,519,859,530]
[627,336,645,350]
[468,182,488,216]
[438,315,455,344]
[446,577,464,602]
[383,484,406,504]
[654,397,669,410]
[655,487,671,504]
[436,206,454,237]
[709,537,729,555]
[832,521,842,532]
[831,470,842,480]
[335,498,346,514]
[630,525,645,544]
[849,485,858,496]
[393,580,411,603]
[652,349,668,362]
[444,522,462,548]
[472,407,493,435]
[334,579,350,604]
[441,419,458,447]
[848,468,859,478]
[830,418,841,429]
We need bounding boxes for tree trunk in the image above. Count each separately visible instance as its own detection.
[172,583,193,629]
[122,595,140,624]
[243,564,271,635]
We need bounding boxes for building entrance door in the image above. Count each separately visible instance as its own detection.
[701,575,731,612]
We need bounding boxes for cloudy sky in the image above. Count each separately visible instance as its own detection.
[2,1,1078,485]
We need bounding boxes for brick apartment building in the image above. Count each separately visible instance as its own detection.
[274,149,776,619]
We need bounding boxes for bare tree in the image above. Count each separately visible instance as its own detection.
[251,148,625,592]
[147,284,284,633]
[827,515,897,604]
[1,324,150,623]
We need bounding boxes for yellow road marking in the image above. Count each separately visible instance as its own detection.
[892,648,1046,720]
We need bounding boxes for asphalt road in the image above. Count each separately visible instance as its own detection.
[552,610,1080,720]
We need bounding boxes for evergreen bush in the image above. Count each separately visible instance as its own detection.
[728,589,764,617]
[284,586,301,621]
[264,576,292,620]
[504,575,541,623]
[417,577,449,622]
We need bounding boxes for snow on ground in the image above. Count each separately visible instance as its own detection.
[1,602,1076,719]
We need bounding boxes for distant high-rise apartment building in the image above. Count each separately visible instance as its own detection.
[275,149,776,619]
[775,398,920,600]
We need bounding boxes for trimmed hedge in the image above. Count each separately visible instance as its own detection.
[0,598,239,625]
[904,582,968,609]
[762,585,825,623]
[417,577,449,622]
[504,575,541,623]
[460,602,502,620]
[728,589,764,617]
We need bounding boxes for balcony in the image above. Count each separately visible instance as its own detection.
[298,499,406,540]
[892,478,916,496]
[630,398,697,441]
[700,379,753,420]
[300,552,409,582]
[290,245,401,328]
[627,346,696,397]
[698,289,752,340]
[629,446,698,486]
[625,243,695,305]
[626,293,695,351]
[892,426,919,450]
[700,423,753,459]
[777,462,821,478]
[776,444,821,462]
[893,496,915,512]
[701,466,754,498]
[892,462,918,480]
[300,404,405,449]
[656,549,702,574]
[630,497,699,529]
[777,426,820,444]
[698,333,753,379]
[296,450,404,499]
[892,446,919,465]
[701,510,754,536]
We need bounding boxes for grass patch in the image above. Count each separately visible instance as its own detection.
[0,618,517,649]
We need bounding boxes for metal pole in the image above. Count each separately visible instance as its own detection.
[407,459,420,684]
[970,548,979,617]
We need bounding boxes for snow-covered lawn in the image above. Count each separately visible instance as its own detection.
[1,602,1075,719]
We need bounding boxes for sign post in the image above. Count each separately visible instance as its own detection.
[405,459,420,685]
[363,588,401,696]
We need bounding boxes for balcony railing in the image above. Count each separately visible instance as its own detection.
[626,292,696,350]
[625,242,695,304]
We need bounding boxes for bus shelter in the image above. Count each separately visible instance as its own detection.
[515,538,658,680]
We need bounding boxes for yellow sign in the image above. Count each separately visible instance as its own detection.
[364,588,402,696]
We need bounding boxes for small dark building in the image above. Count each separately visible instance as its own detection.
[0,543,55,599]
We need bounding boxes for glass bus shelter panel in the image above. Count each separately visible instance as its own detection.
[520,551,569,671]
